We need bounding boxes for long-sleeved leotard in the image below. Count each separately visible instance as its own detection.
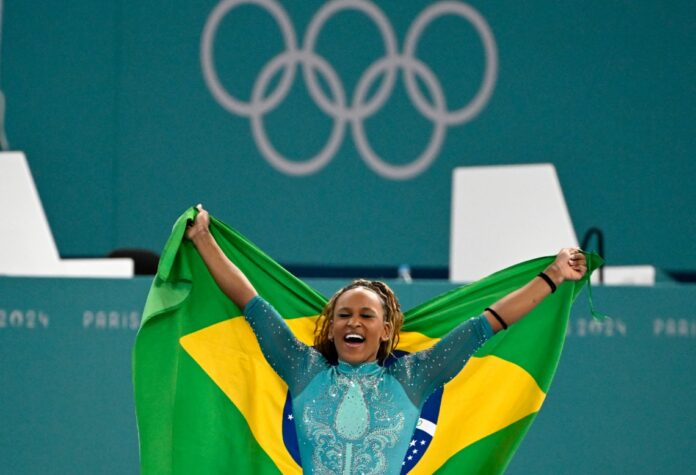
[244,296,493,475]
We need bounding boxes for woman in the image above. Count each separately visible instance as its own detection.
[186,205,587,474]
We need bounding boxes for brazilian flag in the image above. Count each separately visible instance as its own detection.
[133,208,601,474]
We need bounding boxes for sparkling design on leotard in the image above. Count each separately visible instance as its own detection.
[243,296,493,474]
[302,363,405,474]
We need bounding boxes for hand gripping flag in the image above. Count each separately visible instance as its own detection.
[133,208,602,474]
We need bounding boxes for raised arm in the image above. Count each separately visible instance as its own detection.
[185,205,257,309]
[185,205,327,393]
[392,248,587,406]
[484,247,587,332]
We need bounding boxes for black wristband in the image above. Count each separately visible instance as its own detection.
[538,271,557,293]
[485,307,508,330]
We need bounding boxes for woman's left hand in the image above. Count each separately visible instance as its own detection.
[548,248,587,283]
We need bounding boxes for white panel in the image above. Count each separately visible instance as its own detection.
[0,152,61,273]
[450,163,578,282]
[4,259,134,278]
[0,151,133,278]
[591,266,655,286]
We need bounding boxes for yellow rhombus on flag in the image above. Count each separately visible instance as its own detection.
[133,208,601,474]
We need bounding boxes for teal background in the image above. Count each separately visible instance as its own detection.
[1,277,694,473]
[3,0,695,270]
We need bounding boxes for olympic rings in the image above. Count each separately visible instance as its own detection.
[201,0,498,180]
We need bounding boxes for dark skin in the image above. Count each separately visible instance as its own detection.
[186,205,588,351]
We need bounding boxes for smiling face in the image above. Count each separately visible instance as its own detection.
[329,287,392,365]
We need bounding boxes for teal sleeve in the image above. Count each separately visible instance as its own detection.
[244,296,328,395]
[390,315,493,408]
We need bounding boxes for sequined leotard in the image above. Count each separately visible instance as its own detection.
[244,296,493,475]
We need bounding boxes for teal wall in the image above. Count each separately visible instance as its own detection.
[1,277,694,473]
[3,0,695,270]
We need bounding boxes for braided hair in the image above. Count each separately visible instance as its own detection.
[314,279,404,365]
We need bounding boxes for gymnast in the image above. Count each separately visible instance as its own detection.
[185,204,587,474]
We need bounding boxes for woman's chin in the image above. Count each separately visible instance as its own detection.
[337,349,377,365]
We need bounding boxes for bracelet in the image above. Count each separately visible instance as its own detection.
[537,271,557,293]
[485,307,508,330]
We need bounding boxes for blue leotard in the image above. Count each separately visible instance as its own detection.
[244,296,493,475]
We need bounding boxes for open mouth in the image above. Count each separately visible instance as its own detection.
[343,333,366,346]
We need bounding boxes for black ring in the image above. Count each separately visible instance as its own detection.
[538,272,557,293]
[485,307,508,330]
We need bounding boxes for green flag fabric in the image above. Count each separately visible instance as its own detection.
[133,208,601,474]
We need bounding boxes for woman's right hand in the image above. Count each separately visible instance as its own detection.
[185,204,210,242]
[183,204,258,308]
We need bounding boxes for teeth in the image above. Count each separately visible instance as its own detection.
[344,334,365,343]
